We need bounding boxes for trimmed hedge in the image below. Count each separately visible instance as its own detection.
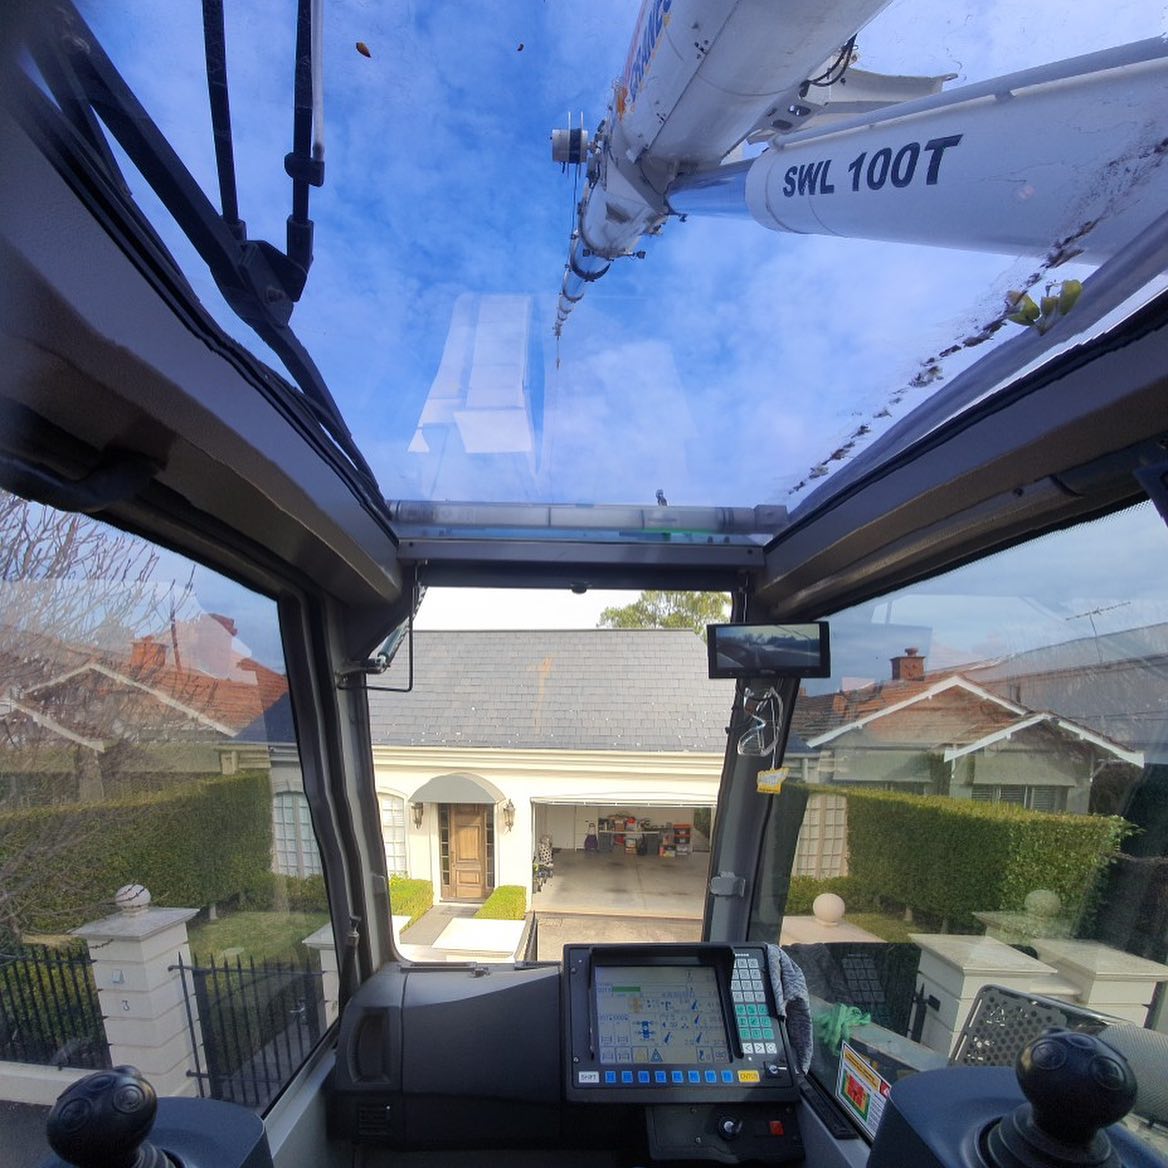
[0,771,272,936]
[813,785,1131,930]
[474,885,527,920]
[785,875,875,916]
[239,872,330,914]
[388,876,433,926]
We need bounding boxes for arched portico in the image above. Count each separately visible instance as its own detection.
[410,771,506,805]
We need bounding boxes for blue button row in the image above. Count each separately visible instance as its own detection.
[604,1069,735,1085]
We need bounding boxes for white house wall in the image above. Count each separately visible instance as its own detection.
[372,745,723,903]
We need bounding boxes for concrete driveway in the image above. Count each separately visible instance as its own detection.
[534,911,701,960]
[527,850,887,960]
[532,850,709,918]
[529,850,709,960]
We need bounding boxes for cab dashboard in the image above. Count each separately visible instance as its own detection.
[39,943,1166,1168]
[331,944,804,1163]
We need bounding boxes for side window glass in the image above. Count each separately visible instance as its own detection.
[0,490,335,1115]
[762,502,1168,1140]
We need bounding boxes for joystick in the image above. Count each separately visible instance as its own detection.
[986,1029,1138,1168]
[46,1065,175,1168]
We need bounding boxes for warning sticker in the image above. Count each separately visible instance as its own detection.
[835,1041,891,1139]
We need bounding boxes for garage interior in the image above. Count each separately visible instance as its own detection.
[530,803,712,922]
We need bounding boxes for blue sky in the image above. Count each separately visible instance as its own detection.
[52,1,1168,668]
[77,0,1166,514]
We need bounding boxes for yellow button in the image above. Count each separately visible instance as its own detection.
[737,1070,761,1083]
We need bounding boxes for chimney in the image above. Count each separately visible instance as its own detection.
[891,647,925,681]
[129,637,166,671]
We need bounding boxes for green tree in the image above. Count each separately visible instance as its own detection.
[597,591,729,639]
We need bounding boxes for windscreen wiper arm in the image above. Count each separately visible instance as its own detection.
[23,1,378,492]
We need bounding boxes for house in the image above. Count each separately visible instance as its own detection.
[233,628,828,898]
[792,648,1143,813]
[964,624,1168,765]
[0,613,288,806]
[366,629,736,904]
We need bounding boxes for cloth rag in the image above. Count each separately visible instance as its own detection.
[766,944,813,1075]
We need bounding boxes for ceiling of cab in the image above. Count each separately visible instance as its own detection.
[70,0,1168,526]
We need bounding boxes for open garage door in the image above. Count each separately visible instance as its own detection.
[528,793,716,942]
[530,799,714,857]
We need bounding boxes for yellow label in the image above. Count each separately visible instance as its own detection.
[737,1069,761,1083]
[756,767,787,794]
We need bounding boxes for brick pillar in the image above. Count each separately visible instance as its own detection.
[72,887,202,1097]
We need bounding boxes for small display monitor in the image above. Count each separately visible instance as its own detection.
[595,964,731,1067]
[707,621,830,679]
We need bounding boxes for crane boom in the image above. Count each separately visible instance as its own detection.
[553,0,895,336]
[671,39,1168,263]
[553,2,1168,336]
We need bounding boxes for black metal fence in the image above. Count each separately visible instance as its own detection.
[0,946,110,1070]
[175,951,324,1111]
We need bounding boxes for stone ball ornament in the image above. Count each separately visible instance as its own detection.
[1023,888,1062,917]
[115,884,152,914]
[812,892,846,926]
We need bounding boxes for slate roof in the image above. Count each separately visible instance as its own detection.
[366,629,737,752]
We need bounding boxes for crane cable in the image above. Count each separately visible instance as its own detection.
[807,35,857,88]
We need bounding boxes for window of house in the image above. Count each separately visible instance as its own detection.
[970,785,1066,812]
[379,793,407,876]
[273,792,324,877]
[0,489,335,1113]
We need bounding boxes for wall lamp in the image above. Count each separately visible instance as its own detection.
[502,799,515,832]
[411,802,424,829]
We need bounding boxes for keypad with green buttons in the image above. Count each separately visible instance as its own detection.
[731,951,779,1056]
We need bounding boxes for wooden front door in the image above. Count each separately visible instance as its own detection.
[449,804,488,900]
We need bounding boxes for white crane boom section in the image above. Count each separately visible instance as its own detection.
[553,0,1168,337]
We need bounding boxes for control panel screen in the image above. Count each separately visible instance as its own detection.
[595,964,730,1066]
[563,943,797,1104]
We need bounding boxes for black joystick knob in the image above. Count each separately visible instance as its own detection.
[1020,1030,1137,1143]
[46,1066,175,1168]
[987,1029,1138,1168]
